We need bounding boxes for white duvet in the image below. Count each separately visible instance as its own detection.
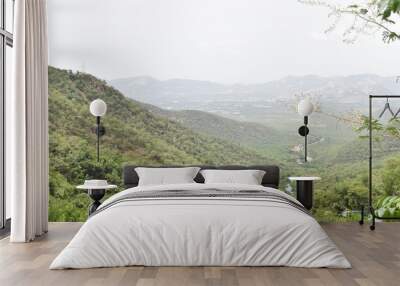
[50,183,351,269]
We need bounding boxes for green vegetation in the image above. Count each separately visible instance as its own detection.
[48,66,271,221]
[49,66,400,223]
[375,196,400,218]
[142,103,295,162]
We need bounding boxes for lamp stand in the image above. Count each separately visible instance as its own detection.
[298,116,309,163]
[96,116,100,162]
[304,116,308,162]
[92,116,105,163]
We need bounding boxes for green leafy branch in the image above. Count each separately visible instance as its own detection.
[299,0,400,43]
[354,115,400,140]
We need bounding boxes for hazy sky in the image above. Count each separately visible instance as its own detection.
[48,0,400,83]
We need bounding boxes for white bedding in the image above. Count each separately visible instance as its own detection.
[50,183,351,269]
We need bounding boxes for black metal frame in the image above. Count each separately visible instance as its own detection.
[359,95,400,230]
[123,165,281,189]
[87,189,106,215]
[0,0,14,231]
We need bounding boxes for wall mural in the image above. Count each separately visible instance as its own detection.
[47,0,400,222]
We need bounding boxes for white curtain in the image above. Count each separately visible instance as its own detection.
[7,0,49,242]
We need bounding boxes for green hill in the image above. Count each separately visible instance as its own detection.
[139,103,298,165]
[49,66,392,223]
[48,66,272,221]
[142,103,294,149]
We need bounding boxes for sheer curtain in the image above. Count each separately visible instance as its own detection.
[7,0,49,242]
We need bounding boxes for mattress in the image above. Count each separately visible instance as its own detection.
[50,183,351,269]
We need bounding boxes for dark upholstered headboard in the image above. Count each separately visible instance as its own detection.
[123,165,280,189]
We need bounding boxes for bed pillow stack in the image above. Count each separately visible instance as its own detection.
[135,167,266,186]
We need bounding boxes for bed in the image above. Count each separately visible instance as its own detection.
[50,165,350,269]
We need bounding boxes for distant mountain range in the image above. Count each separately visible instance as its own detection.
[110,74,400,109]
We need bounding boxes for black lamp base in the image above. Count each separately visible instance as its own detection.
[87,189,105,215]
[296,180,313,210]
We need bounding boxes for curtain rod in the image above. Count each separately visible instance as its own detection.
[369,95,400,98]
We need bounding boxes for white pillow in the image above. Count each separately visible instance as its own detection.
[135,167,200,186]
[200,169,266,185]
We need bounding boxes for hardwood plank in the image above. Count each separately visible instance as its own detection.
[0,222,399,286]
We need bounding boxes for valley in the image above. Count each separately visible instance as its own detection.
[49,66,400,222]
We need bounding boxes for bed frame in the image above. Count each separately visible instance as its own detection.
[123,165,280,189]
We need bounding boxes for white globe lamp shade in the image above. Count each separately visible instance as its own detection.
[297,98,314,117]
[90,99,107,117]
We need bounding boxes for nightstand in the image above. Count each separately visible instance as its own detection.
[288,177,321,210]
[77,180,117,215]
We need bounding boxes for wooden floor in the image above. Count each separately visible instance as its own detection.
[0,222,399,286]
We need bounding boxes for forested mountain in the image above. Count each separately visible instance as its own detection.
[48,66,271,221]
[48,66,400,223]
[141,102,294,149]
